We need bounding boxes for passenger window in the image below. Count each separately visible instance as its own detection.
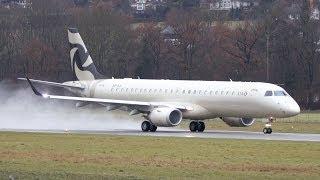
[265,91,273,96]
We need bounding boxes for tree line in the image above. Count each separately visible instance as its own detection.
[0,0,319,109]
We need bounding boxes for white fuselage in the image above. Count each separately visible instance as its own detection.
[65,79,300,119]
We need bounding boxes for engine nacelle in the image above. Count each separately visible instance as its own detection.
[221,117,255,127]
[147,107,183,127]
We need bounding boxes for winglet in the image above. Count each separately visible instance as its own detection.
[26,77,43,96]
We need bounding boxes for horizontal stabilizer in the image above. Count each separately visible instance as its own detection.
[18,78,84,90]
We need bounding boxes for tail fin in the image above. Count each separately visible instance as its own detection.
[68,28,103,81]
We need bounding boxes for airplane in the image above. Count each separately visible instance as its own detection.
[20,28,301,134]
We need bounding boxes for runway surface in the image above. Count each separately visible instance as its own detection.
[1,129,320,142]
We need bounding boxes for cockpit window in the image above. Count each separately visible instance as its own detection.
[274,91,287,96]
[265,91,273,96]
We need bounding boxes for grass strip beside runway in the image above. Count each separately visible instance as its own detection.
[0,132,319,179]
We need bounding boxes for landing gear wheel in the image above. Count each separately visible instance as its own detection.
[150,124,157,132]
[197,121,205,132]
[189,121,197,132]
[263,128,268,134]
[141,121,151,132]
[189,121,205,132]
[263,127,272,134]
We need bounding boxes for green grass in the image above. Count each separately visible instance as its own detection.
[179,112,320,134]
[0,132,319,179]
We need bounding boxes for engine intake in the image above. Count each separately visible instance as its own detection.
[147,107,182,127]
[221,117,255,127]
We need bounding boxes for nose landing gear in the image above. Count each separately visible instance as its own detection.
[263,117,274,134]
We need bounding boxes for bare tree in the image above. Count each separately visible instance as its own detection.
[293,0,320,109]
[221,21,264,80]
[136,24,165,78]
[166,9,207,79]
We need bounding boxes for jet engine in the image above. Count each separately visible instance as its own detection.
[147,107,183,127]
[220,117,255,127]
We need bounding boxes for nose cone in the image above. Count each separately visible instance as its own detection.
[287,101,301,116]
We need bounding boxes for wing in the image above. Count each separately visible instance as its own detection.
[25,77,189,111]
[18,78,84,90]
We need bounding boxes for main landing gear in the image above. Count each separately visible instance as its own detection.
[189,121,205,132]
[263,117,274,134]
[141,121,157,132]
[263,127,272,134]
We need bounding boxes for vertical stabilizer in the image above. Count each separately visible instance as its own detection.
[68,28,103,81]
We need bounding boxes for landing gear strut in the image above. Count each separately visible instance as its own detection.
[141,121,157,132]
[189,121,205,132]
[263,117,274,134]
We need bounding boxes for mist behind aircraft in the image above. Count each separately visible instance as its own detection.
[0,81,141,130]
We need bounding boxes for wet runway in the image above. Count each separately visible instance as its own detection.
[1,129,320,142]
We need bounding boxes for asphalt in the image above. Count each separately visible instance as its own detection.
[1,129,320,142]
